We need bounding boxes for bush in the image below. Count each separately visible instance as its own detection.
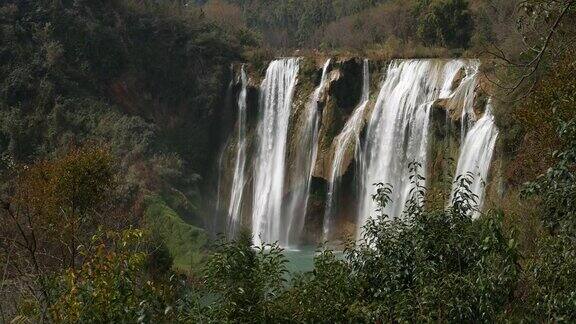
[49,229,178,323]
[524,235,576,321]
[520,118,576,321]
[198,230,287,322]
[186,168,520,322]
[340,170,519,322]
[523,118,576,236]
[274,249,359,322]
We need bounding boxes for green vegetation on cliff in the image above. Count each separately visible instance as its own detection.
[144,195,207,271]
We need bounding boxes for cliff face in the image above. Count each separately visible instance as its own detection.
[214,57,492,243]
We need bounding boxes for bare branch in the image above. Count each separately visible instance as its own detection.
[506,0,574,94]
[484,0,574,98]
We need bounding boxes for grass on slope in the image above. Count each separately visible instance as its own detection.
[144,195,208,272]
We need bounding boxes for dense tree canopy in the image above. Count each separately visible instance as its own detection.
[200,0,475,50]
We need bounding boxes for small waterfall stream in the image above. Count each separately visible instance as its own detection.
[450,100,499,218]
[447,60,480,142]
[323,59,369,240]
[439,60,465,99]
[284,59,331,247]
[226,65,248,237]
[252,58,300,247]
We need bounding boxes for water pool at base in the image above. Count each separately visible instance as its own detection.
[283,246,317,274]
[283,246,344,277]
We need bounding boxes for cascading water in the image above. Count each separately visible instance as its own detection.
[439,60,465,99]
[226,65,248,237]
[323,59,369,240]
[450,100,499,219]
[252,58,300,247]
[447,60,480,142]
[357,60,478,239]
[284,59,331,247]
[217,57,495,246]
[214,145,226,234]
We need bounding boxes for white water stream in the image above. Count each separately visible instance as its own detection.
[450,100,499,219]
[323,59,369,240]
[251,58,300,246]
[226,65,248,237]
[284,59,331,247]
[356,60,481,239]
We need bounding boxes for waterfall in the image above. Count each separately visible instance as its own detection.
[284,59,331,247]
[218,57,495,245]
[357,60,472,239]
[439,60,465,99]
[323,59,369,240]
[213,146,226,235]
[226,65,248,237]
[450,100,499,219]
[252,58,300,247]
[446,60,480,142]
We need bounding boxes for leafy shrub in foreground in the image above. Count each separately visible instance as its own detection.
[523,119,576,237]
[525,235,576,322]
[199,230,288,323]
[49,229,178,324]
[521,118,576,322]
[274,249,359,323]
[195,167,520,323]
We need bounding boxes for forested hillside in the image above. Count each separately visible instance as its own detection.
[0,1,248,319]
[0,0,250,229]
[1,0,246,167]
[200,0,507,52]
[1,0,576,322]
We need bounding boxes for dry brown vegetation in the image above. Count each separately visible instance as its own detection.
[203,0,246,30]
[309,1,418,50]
